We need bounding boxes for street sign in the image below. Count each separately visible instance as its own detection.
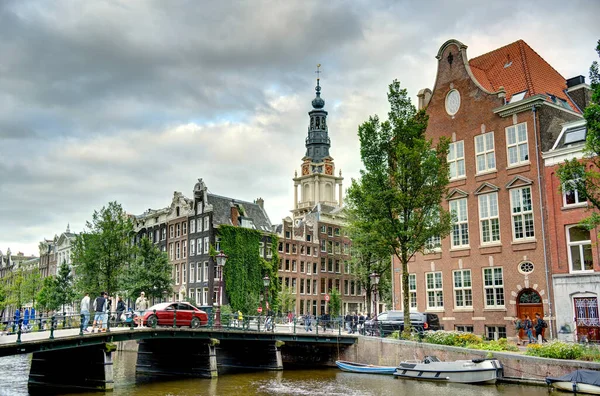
[257,307,263,313]
[325,294,330,302]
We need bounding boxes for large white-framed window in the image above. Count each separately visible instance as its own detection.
[426,272,444,309]
[204,237,209,254]
[176,223,181,238]
[169,243,174,260]
[182,263,187,284]
[169,225,174,238]
[424,235,441,253]
[448,141,465,179]
[182,241,187,259]
[259,242,265,257]
[506,122,529,166]
[475,132,496,173]
[190,219,196,233]
[450,198,469,248]
[453,270,472,308]
[197,219,202,233]
[189,263,195,283]
[563,180,586,207]
[479,192,500,244]
[162,228,166,240]
[510,186,535,241]
[190,240,196,256]
[567,226,594,272]
[409,274,417,309]
[203,288,208,305]
[483,267,504,308]
[203,261,209,281]
[196,262,201,282]
[176,242,180,260]
[197,238,202,255]
[182,222,187,235]
[204,216,210,231]
[196,289,202,305]
[175,264,180,285]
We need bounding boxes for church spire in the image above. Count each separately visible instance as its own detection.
[305,64,330,162]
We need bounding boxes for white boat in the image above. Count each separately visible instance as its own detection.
[393,356,503,384]
[546,369,600,395]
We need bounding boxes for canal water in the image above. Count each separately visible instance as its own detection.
[0,352,553,396]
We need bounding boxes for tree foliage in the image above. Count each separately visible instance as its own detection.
[123,236,173,300]
[23,270,43,308]
[346,80,452,334]
[55,261,75,312]
[72,201,135,297]
[36,276,60,312]
[218,226,280,315]
[557,40,600,229]
[278,286,296,314]
[328,287,341,318]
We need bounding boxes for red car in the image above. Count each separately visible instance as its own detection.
[142,302,208,328]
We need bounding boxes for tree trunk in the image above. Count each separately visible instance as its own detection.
[401,250,411,337]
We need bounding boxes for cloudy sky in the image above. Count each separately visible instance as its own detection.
[1,0,599,256]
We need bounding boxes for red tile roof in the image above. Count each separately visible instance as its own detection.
[468,39,579,112]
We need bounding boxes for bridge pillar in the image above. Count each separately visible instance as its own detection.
[28,344,114,393]
[136,338,218,378]
[217,340,284,371]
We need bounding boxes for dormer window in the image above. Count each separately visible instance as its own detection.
[509,91,526,103]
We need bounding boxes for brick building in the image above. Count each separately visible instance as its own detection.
[392,39,586,339]
[275,75,362,317]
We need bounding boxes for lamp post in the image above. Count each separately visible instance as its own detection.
[214,250,228,328]
[370,272,380,318]
[263,276,270,313]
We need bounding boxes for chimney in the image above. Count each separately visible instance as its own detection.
[566,75,592,112]
[256,197,264,209]
[230,205,240,227]
[417,88,432,110]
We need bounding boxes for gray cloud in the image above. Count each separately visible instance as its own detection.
[1,0,599,254]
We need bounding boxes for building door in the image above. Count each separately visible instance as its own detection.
[574,297,600,342]
[516,289,543,339]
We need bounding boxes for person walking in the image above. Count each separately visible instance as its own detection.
[91,292,107,333]
[352,312,359,334]
[344,312,352,333]
[115,297,126,327]
[523,314,534,344]
[135,291,148,328]
[81,293,91,332]
[30,306,36,330]
[304,313,313,332]
[358,312,365,334]
[23,308,30,332]
[535,313,548,343]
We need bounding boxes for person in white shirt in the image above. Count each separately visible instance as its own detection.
[135,292,149,328]
[80,293,90,332]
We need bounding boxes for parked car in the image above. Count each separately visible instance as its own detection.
[142,302,208,328]
[365,311,441,336]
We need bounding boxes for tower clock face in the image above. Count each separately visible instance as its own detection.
[445,89,461,116]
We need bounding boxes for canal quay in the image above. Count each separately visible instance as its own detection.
[0,351,554,396]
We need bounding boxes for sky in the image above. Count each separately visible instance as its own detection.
[1,0,599,256]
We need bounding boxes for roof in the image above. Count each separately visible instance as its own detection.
[207,193,273,232]
[550,119,588,151]
[468,40,579,112]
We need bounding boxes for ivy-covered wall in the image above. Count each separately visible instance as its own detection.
[218,225,280,315]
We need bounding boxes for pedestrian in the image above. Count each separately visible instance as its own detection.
[81,293,91,332]
[304,313,313,332]
[513,317,523,345]
[523,314,534,344]
[237,310,243,328]
[534,312,548,343]
[23,308,30,332]
[135,291,148,328]
[115,297,126,327]
[344,312,352,333]
[30,306,36,330]
[91,292,107,333]
[358,312,365,334]
[288,311,293,324]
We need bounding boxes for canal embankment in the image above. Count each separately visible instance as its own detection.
[340,336,600,384]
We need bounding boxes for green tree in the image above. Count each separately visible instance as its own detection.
[346,80,452,335]
[278,286,296,315]
[36,276,60,312]
[328,288,341,318]
[123,237,173,300]
[7,269,27,310]
[72,201,135,297]
[0,280,8,318]
[23,270,43,308]
[557,40,600,229]
[55,261,75,312]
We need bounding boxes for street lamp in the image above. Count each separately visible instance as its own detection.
[370,272,381,318]
[214,250,228,328]
[263,276,271,331]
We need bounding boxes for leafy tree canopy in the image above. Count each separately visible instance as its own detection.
[123,236,173,300]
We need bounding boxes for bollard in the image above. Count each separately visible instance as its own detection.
[316,318,319,335]
[39,313,43,332]
[12,314,17,334]
[152,309,157,329]
[293,318,296,334]
[173,309,177,328]
[80,314,84,336]
[339,319,342,336]
[106,311,111,333]
[16,319,23,344]
[62,311,66,329]
[49,316,56,340]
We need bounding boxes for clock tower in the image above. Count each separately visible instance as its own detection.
[292,70,343,218]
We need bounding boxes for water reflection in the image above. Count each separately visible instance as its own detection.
[0,352,552,396]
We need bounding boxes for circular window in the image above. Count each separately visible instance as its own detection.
[445,89,461,116]
[518,261,534,274]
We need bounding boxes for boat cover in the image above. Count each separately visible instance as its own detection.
[547,370,600,386]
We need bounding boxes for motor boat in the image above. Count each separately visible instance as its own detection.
[335,360,396,375]
[393,356,503,384]
[546,369,600,395]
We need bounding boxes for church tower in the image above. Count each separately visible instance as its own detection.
[292,67,343,218]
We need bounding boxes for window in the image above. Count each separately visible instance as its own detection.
[215,237,221,252]
[300,261,305,273]
[161,228,166,240]
[176,242,180,259]
[510,187,534,240]
[169,243,174,260]
[448,141,465,179]
[327,241,333,254]
[320,240,326,252]
[190,240,196,256]
[426,272,443,309]
[483,268,504,308]
[170,225,174,238]
[197,219,202,233]
[292,278,297,293]
[190,263,195,283]
[509,91,526,103]
[204,237,209,253]
[575,297,600,327]
[320,278,325,294]
[197,203,203,215]
[306,234,311,242]
[306,279,311,294]
[176,223,181,237]
[564,180,586,206]
[285,231,291,239]
[196,289,202,305]
[479,193,500,244]
[335,242,341,254]
[197,239,202,255]
[213,288,219,304]
[567,226,593,272]
[344,280,349,295]
[182,241,187,258]
[285,259,290,271]
[335,228,340,236]
[455,325,474,333]
[292,244,297,254]
[148,232,153,243]
[292,260,297,272]
[313,262,318,274]
[182,263,187,284]
[475,132,496,173]
[175,264,180,285]
[190,220,196,233]
[485,326,507,340]
[300,279,305,294]
[320,225,326,233]
[450,198,469,248]
[425,236,441,253]
[313,280,317,295]
[506,123,528,166]
[267,244,272,258]
[453,270,472,308]
[155,230,160,242]
[328,258,333,273]
[350,280,355,295]
[278,242,283,252]
[203,288,208,305]
[196,263,201,282]
[182,222,187,235]
[327,227,333,236]
[189,288,194,300]
[285,243,290,253]
[259,242,265,257]
[409,274,417,309]
[307,263,312,275]
[204,216,209,231]
[203,262,208,281]
[335,260,340,273]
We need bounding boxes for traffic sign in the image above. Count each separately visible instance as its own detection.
[257,307,263,313]
[325,294,330,302]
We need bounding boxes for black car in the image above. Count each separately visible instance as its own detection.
[364,311,441,336]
